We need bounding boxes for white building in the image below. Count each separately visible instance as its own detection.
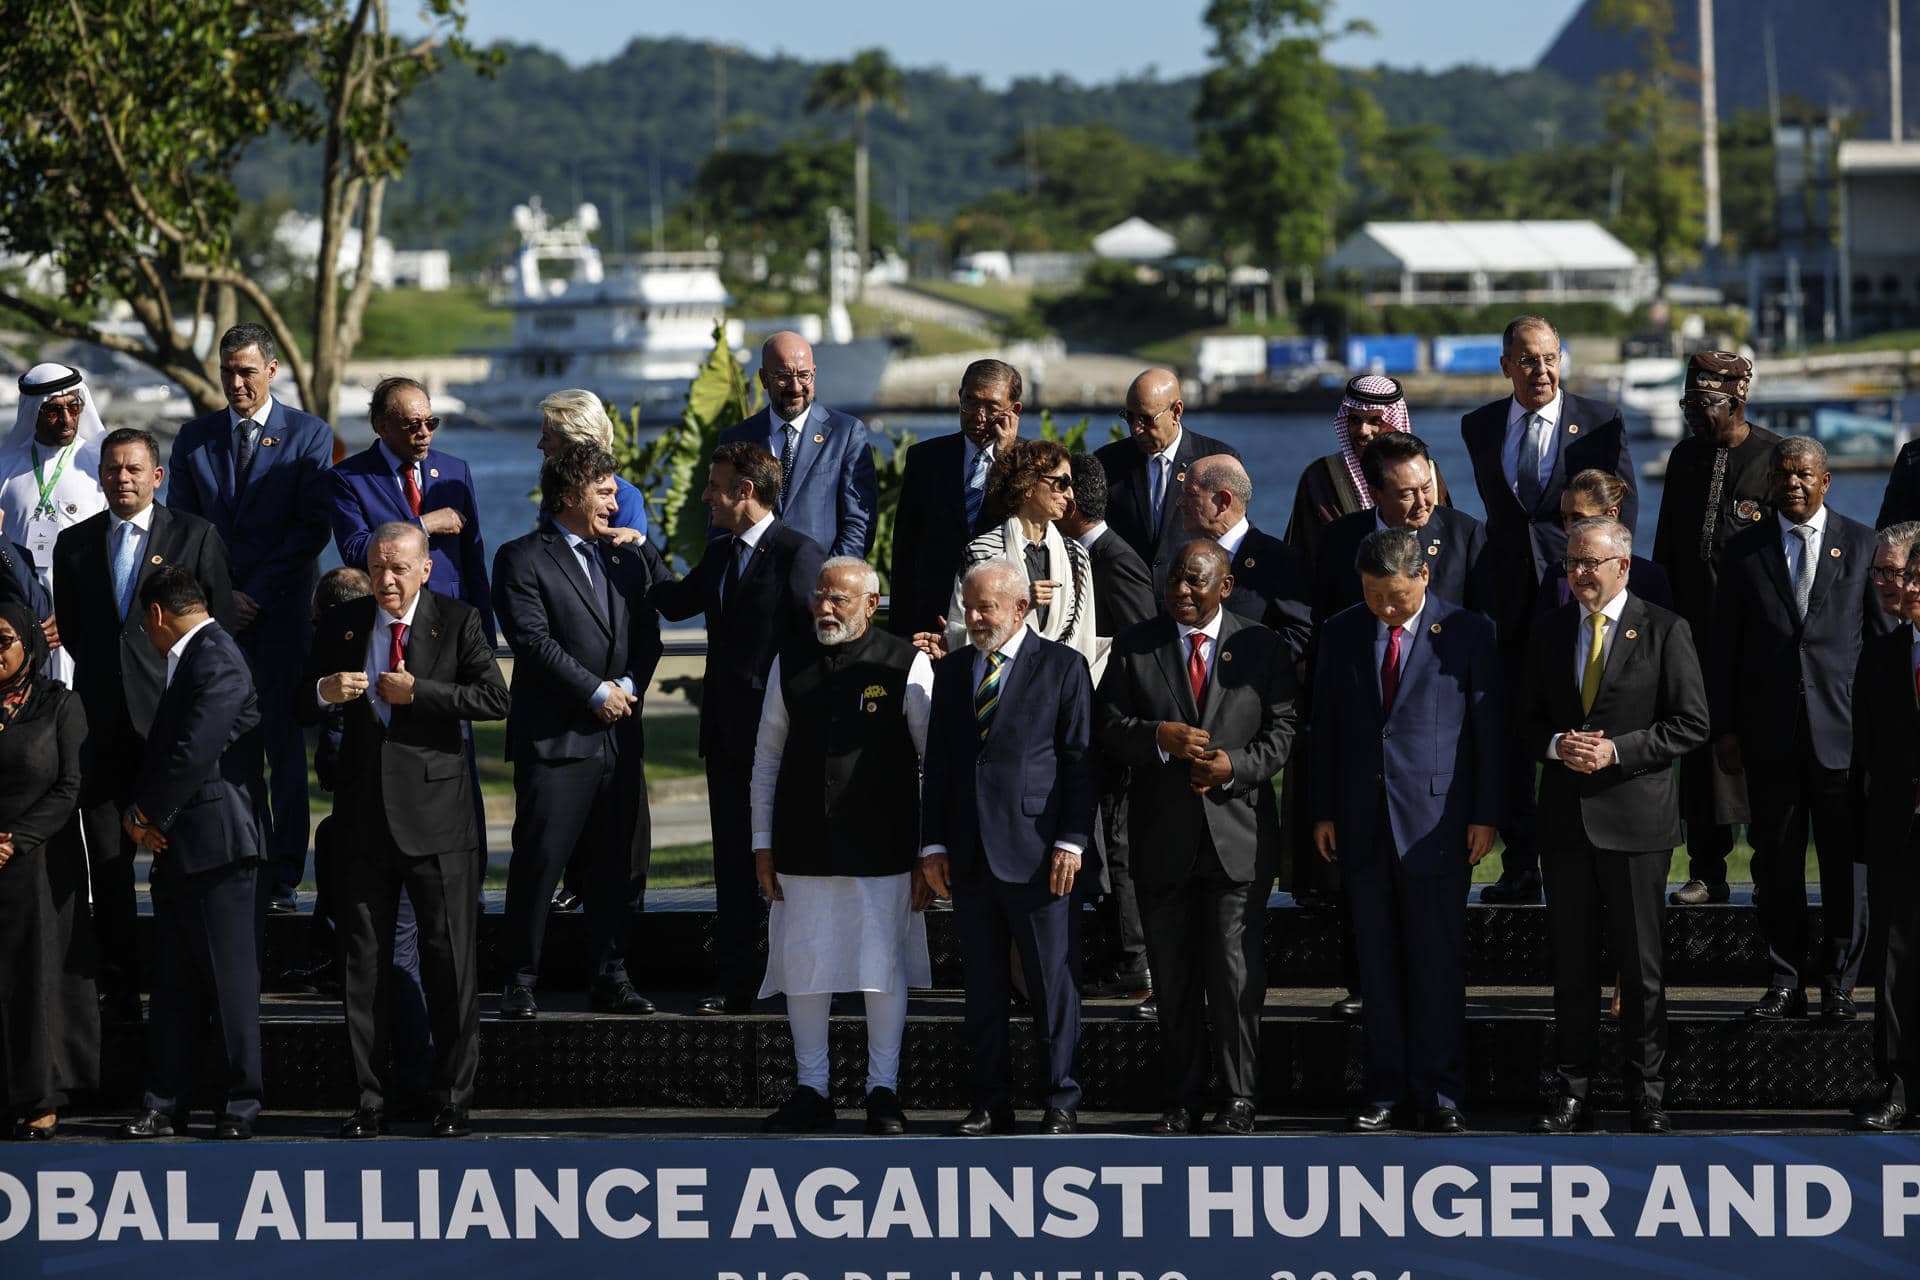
[389,249,451,292]
[1836,141,1920,338]
[1091,216,1177,262]
[268,211,395,290]
[1325,220,1654,307]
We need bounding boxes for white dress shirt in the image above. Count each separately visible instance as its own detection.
[1073,519,1109,553]
[1778,504,1829,590]
[1373,598,1426,703]
[1215,515,1251,559]
[1503,390,1564,498]
[164,616,218,688]
[1546,588,1632,760]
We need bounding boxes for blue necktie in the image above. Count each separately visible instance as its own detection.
[966,447,990,530]
[234,421,258,492]
[112,521,139,620]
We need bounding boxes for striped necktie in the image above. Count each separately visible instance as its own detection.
[973,651,1006,739]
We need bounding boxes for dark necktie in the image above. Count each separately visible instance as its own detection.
[388,620,408,672]
[721,535,746,603]
[1380,625,1402,715]
[400,462,423,518]
[1187,632,1208,715]
[965,447,991,531]
[235,421,258,492]
[974,651,1005,739]
[1023,541,1050,629]
[779,423,798,504]
[1698,446,1729,562]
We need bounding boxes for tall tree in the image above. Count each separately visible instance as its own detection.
[1596,0,1705,288]
[0,1,494,422]
[1195,0,1374,316]
[804,47,907,300]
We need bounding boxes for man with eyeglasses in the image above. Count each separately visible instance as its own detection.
[718,331,876,559]
[1095,368,1241,585]
[326,377,495,642]
[888,358,1024,640]
[1652,352,1779,906]
[1462,315,1637,905]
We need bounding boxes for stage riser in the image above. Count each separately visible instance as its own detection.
[88,1016,1875,1113]
[144,903,1863,993]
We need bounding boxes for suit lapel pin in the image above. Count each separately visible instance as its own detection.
[609,552,622,564]
[1175,470,1187,483]
[813,433,825,444]
[431,627,441,638]
[1427,543,1440,555]
[1430,622,1442,633]
[1829,546,1842,557]
[1624,628,1638,639]
[149,554,163,564]
[1220,648,1234,663]
[429,467,440,479]
[344,631,355,640]
[64,502,77,514]
[262,436,279,447]
[1567,424,1580,434]
[865,701,878,712]
[1243,556,1255,568]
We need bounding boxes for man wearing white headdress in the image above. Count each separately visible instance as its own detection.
[0,364,110,685]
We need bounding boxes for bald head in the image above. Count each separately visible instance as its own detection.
[1123,367,1184,454]
[759,329,817,422]
[1179,453,1252,539]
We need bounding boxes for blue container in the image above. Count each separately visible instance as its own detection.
[1344,335,1421,374]
[1266,337,1328,370]
[1432,334,1505,374]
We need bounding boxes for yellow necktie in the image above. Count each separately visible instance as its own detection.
[1580,611,1607,715]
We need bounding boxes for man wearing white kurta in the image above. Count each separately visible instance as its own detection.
[751,556,934,1135]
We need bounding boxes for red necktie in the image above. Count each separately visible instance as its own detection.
[388,620,408,672]
[399,462,423,518]
[1187,633,1208,714]
[1381,625,1403,715]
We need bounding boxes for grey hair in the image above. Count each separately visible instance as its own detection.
[1878,521,1920,555]
[1189,454,1253,512]
[820,555,879,596]
[963,558,1029,600]
[538,388,616,450]
[1355,527,1426,579]
[368,521,430,558]
[1502,314,1560,354]
[1568,515,1632,557]
[1773,434,1829,473]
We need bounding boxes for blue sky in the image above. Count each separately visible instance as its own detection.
[458,0,1588,82]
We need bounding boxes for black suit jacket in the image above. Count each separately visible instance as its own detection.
[299,589,510,858]
[52,504,234,750]
[0,540,48,617]
[1312,505,1495,624]
[1094,429,1242,578]
[1520,593,1710,851]
[1460,392,1635,638]
[133,621,265,875]
[1850,622,1920,862]
[1085,525,1155,636]
[1713,510,1890,771]
[1097,610,1297,885]
[493,523,673,764]
[655,520,826,759]
[1220,525,1312,666]
[1878,439,1920,530]
[888,432,991,639]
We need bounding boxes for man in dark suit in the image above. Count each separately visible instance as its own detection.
[920,559,1097,1135]
[53,427,234,1023]
[655,441,825,1013]
[718,331,876,558]
[1312,529,1504,1133]
[1096,368,1242,585]
[1314,432,1495,623]
[1059,451,1154,999]
[115,567,266,1140]
[887,359,1023,640]
[1174,454,1311,664]
[493,445,673,1020]
[166,323,335,912]
[303,521,509,1139]
[326,377,494,641]
[1099,541,1297,1134]
[1851,560,1920,1130]
[1461,315,1637,905]
[1523,517,1709,1134]
[1715,435,1889,1022]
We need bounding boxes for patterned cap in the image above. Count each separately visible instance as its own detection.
[1686,350,1752,400]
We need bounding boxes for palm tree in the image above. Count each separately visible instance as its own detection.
[804,48,908,300]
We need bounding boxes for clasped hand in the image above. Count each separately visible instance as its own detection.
[1556,729,1616,774]
[320,660,413,706]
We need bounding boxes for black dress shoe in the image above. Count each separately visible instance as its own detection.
[1147,1108,1198,1135]
[763,1086,837,1133]
[549,889,581,913]
[431,1106,472,1138]
[214,1114,254,1140]
[864,1087,907,1136]
[1531,1097,1592,1134]
[1424,1106,1465,1133]
[1823,988,1859,1021]
[266,894,300,915]
[282,958,341,996]
[950,1106,1016,1136]
[1748,987,1808,1020]
[1038,1107,1077,1134]
[1210,1099,1256,1135]
[1669,879,1730,906]
[693,992,753,1015]
[498,985,537,1020]
[1857,1099,1910,1131]
[1130,994,1157,1020]
[100,990,144,1025]
[1630,1106,1673,1134]
[590,979,656,1015]
[119,1108,177,1139]
[12,1115,57,1141]
[1350,1103,1395,1132]
[1479,871,1542,905]
[1329,991,1364,1020]
[337,1107,386,1139]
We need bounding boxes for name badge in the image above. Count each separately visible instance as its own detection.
[24,512,59,561]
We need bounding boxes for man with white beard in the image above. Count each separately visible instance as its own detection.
[750,557,934,1134]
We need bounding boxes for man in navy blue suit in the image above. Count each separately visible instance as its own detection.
[1096,369,1242,585]
[717,331,876,558]
[168,323,334,911]
[116,567,266,1140]
[326,377,494,641]
[1312,529,1505,1134]
[920,560,1096,1136]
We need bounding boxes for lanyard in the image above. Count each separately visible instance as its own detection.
[30,442,75,516]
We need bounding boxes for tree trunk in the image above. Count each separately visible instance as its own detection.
[853,106,870,302]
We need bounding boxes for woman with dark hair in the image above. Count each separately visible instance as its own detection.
[0,599,92,1139]
[1284,374,1451,566]
[936,438,1101,675]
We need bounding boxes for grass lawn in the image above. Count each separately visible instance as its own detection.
[355,285,509,359]
[1133,319,1304,371]
[1807,329,1920,356]
[847,302,986,357]
[1468,840,1813,885]
[906,278,1042,321]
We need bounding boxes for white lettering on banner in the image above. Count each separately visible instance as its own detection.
[1786,1166,1851,1236]
[1188,1166,1253,1237]
[584,1169,651,1240]
[797,1168,864,1239]
[168,1170,218,1240]
[1488,1166,1542,1237]
[446,1168,510,1240]
[1707,1166,1775,1237]
[658,1169,708,1238]
[1411,1166,1479,1238]
[1551,1165,1613,1237]
[38,1172,95,1242]
[236,1171,298,1240]
[1261,1166,1328,1237]
[868,1167,935,1238]
[1098,1167,1161,1238]
[732,1168,797,1238]
[1040,1168,1099,1239]
[969,1168,1033,1238]
[306,1168,358,1240]
[98,1170,161,1242]
[0,1172,28,1241]
[1339,1166,1406,1237]
[513,1168,577,1239]
[1885,1167,1920,1235]
[365,1170,417,1241]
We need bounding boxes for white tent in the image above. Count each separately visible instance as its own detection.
[1325,220,1652,305]
[1091,216,1177,262]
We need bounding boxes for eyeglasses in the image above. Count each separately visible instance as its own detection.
[38,400,82,419]
[767,370,815,387]
[1871,566,1908,585]
[1038,474,1074,493]
[1512,353,1560,373]
[390,416,440,433]
[1119,407,1174,431]
[1560,556,1624,575]
[960,399,1011,422]
[1679,391,1734,409]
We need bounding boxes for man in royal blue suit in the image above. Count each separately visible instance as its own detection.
[326,377,494,641]
[717,331,875,558]
[921,559,1096,1136]
[167,323,334,911]
[1312,528,1504,1133]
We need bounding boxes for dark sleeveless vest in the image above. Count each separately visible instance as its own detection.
[771,626,921,876]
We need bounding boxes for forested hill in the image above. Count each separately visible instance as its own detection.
[232,36,1603,262]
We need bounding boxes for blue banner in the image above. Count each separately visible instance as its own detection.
[4,1136,1920,1277]
[1345,336,1421,374]
[1430,335,1505,375]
